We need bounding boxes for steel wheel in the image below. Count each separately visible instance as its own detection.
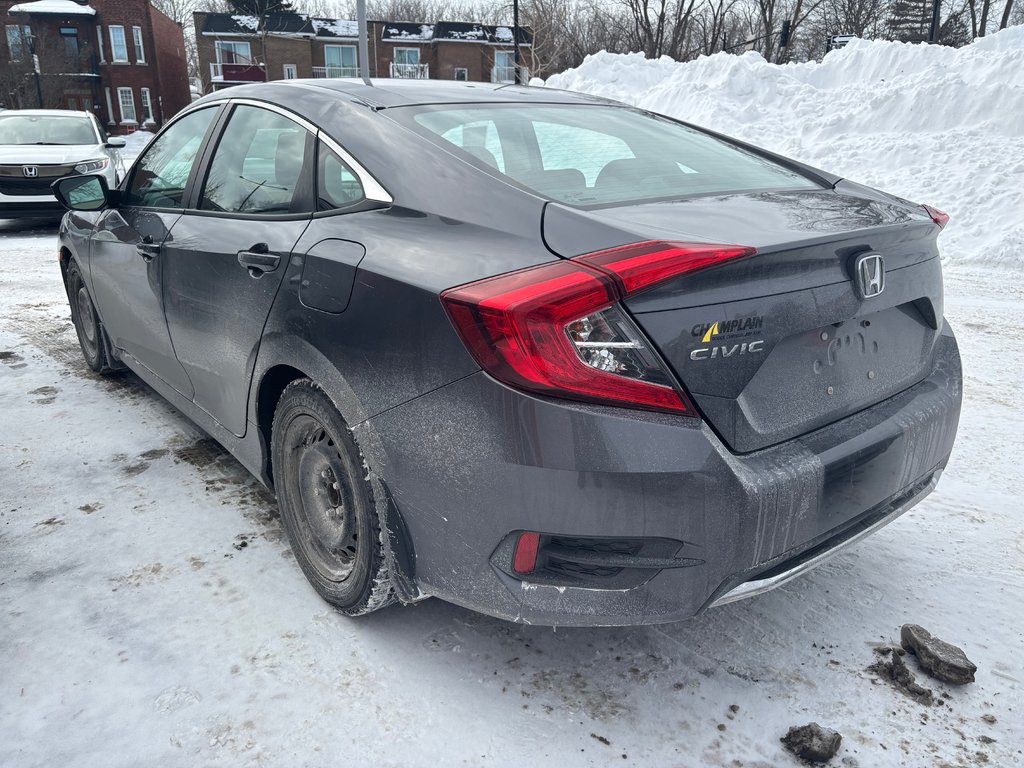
[272,379,395,615]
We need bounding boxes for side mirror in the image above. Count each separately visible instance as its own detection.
[106,137,127,148]
[52,174,111,212]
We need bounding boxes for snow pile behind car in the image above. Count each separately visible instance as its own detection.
[543,27,1024,268]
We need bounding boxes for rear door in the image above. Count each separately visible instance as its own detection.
[161,102,315,437]
[88,105,221,397]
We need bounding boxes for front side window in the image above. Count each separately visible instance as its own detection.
[406,105,820,207]
[124,107,216,208]
[0,114,96,145]
[317,142,364,211]
[109,25,128,62]
[200,105,311,215]
[117,87,136,123]
[132,26,145,62]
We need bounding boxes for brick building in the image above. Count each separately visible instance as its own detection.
[193,12,534,93]
[2,0,190,132]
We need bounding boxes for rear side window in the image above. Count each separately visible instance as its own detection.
[406,105,819,206]
[200,105,312,215]
[317,141,365,211]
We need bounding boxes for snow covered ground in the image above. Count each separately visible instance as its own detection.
[3,31,1024,768]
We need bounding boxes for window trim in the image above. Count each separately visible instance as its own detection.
[453,67,468,81]
[282,63,297,79]
[96,24,105,62]
[109,24,128,63]
[132,25,145,64]
[104,86,115,125]
[197,97,392,206]
[117,86,137,124]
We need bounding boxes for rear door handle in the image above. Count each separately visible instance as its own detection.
[137,235,160,262]
[237,247,280,278]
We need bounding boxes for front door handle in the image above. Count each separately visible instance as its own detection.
[237,245,280,278]
[136,235,160,262]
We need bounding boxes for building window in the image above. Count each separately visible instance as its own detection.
[493,50,516,83]
[453,67,468,81]
[6,24,30,62]
[215,40,251,64]
[323,45,357,77]
[394,47,420,66]
[140,87,154,124]
[118,87,137,123]
[96,25,105,62]
[132,26,145,63]
[283,63,297,79]
[104,87,115,124]
[109,25,128,62]
[60,27,79,57]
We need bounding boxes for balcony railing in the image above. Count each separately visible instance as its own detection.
[491,65,523,84]
[390,62,429,79]
[313,65,359,78]
[210,62,267,82]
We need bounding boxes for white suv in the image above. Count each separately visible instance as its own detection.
[0,109,125,219]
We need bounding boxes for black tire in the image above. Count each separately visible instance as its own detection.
[271,379,395,615]
[67,260,114,374]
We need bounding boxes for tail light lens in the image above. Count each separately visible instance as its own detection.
[442,241,755,415]
[923,205,949,229]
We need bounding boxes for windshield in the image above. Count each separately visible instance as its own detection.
[0,115,97,146]
[400,104,819,207]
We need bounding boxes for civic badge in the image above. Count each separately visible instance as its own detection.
[854,253,885,299]
[22,165,39,178]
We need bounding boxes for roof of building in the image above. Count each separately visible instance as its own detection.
[8,0,96,15]
[197,13,531,45]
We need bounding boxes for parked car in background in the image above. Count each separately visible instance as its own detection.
[0,110,124,219]
[51,81,961,626]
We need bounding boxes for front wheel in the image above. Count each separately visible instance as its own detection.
[67,260,113,373]
[271,379,395,615]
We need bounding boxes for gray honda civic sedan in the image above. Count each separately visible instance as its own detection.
[52,80,961,626]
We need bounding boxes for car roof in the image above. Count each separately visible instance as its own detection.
[257,79,622,109]
[0,109,94,118]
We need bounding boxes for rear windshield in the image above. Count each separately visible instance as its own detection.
[399,104,819,207]
[0,114,97,146]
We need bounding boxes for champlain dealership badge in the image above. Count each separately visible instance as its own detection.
[855,253,885,299]
[22,166,39,178]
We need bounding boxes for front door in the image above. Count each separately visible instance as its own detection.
[161,104,315,437]
[88,105,220,396]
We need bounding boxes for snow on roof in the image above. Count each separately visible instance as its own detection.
[8,0,96,15]
[230,14,259,31]
[383,23,434,41]
[494,26,513,41]
[310,18,359,38]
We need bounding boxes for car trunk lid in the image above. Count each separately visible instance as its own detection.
[543,187,945,453]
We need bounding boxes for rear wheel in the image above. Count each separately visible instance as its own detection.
[271,379,395,615]
[67,260,113,374]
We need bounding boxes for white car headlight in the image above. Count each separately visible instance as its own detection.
[75,158,109,174]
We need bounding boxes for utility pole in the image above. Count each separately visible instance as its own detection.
[357,0,370,84]
[928,0,942,42]
[512,0,521,84]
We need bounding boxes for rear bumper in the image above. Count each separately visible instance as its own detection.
[365,324,961,626]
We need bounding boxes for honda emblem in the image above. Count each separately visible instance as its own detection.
[22,165,39,178]
[854,253,885,299]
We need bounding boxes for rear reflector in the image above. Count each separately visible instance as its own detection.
[442,241,754,415]
[923,205,950,230]
[513,532,541,574]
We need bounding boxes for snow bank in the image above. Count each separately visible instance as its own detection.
[544,27,1024,268]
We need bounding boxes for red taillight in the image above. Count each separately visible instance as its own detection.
[923,205,949,230]
[442,241,754,415]
[513,532,541,574]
